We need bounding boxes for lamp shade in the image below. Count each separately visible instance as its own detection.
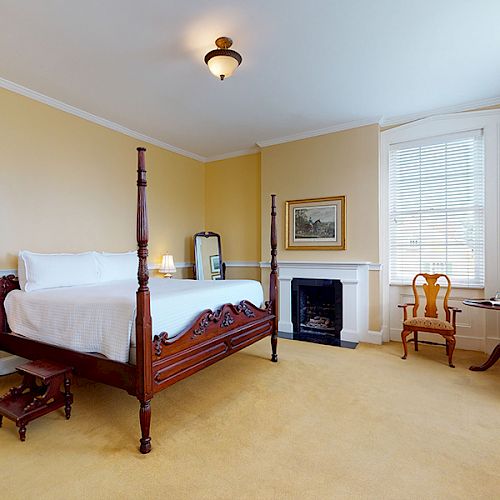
[204,37,242,80]
[206,54,240,80]
[159,254,176,276]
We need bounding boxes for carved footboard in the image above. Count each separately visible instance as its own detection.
[151,300,274,392]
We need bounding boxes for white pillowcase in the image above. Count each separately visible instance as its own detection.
[18,251,100,292]
[94,251,138,282]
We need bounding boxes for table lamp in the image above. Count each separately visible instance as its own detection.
[159,254,176,278]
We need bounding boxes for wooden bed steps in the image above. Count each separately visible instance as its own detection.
[0,360,73,441]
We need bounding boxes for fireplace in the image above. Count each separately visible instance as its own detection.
[291,278,351,346]
[276,261,376,346]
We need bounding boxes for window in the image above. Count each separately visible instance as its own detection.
[389,130,485,287]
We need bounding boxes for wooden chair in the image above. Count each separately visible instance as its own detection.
[399,273,461,368]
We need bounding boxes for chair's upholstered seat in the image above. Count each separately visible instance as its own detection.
[403,317,454,331]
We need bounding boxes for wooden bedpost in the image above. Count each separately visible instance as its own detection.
[135,147,153,454]
[270,194,278,362]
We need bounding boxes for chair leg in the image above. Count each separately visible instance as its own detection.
[414,331,419,351]
[446,337,456,368]
[401,329,411,360]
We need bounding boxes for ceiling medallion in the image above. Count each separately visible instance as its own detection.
[204,37,242,81]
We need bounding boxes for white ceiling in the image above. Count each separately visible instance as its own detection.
[1,0,500,160]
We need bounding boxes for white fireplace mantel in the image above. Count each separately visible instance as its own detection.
[273,261,380,344]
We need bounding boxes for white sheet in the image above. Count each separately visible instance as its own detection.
[4,278,264,363]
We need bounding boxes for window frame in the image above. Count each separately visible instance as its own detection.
[379,110,500,342]
[388,130,485,287]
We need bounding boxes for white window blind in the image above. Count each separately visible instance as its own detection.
[389,130,485,287]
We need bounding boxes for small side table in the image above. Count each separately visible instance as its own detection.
[0,360,73,441]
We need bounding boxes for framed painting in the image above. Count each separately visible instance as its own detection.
[285,196,346,250]
[209,255,220,273]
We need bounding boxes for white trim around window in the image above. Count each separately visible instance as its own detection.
[380,109,500,346]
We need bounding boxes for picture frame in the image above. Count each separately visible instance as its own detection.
[285,196,346,250]
[209,255,220,273]
[211,274,221,280]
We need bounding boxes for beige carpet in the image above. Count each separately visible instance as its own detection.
[0,339,499,499]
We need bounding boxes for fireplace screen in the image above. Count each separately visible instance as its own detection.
[291,278,343,338]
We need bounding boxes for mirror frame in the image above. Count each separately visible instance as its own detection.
[193,231,226,280]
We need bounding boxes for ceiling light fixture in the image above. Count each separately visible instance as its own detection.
[204,37,242,81]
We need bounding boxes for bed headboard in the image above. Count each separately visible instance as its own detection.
[0,275,20,333]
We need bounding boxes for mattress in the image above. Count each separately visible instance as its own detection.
[4,278,264,363]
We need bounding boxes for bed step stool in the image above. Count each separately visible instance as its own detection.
[0,360,73,441]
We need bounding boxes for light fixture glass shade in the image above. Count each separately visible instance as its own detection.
[207,55,240,80]
[159,254,176,277]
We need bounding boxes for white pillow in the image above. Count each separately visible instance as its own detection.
[17,254,28,291]
[95,251,138,282]
[18,251,100,292]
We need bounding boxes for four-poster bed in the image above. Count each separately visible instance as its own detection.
[0,147,279,454]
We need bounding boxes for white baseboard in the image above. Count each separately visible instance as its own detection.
[340,329,359,343]
[364,330,383,345]
[381,324,390,342]
[486,337,500,354]
[278,320,293,333]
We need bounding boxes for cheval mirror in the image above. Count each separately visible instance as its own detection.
[193,232,226,280]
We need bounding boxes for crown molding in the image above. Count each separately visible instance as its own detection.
[204,147,260,163]
[256,118,381,148]
[0,76,206,162]
[4,74,500,162]
[380,95,500,128]
[381,108,500,138]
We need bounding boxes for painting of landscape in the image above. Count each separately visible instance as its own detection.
[294,205,336,241]
[286,196,345,250]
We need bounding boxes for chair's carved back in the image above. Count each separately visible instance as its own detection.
[411,273,451,322]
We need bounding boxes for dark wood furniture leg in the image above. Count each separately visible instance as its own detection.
[414,332,418,351]
[18,424,26,442]
[470,343,500,371]
[269,194,278,363]
[64,374,73,420]
[135,147,154,454]
[139,399,152,454]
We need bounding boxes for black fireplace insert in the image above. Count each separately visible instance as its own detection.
[290,278,355,348]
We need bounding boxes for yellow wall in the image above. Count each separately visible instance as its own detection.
[0,87,380,329]
[260,125,381,330]
[205,153,261,278]
[0,87,205,271]
[260,125,379,262]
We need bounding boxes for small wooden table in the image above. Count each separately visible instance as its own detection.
[0,360,73,441]
[463,300,500,371]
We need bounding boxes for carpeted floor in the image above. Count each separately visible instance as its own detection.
[0,339,499,499]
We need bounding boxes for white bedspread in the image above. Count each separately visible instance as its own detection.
[4,278,264,363]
